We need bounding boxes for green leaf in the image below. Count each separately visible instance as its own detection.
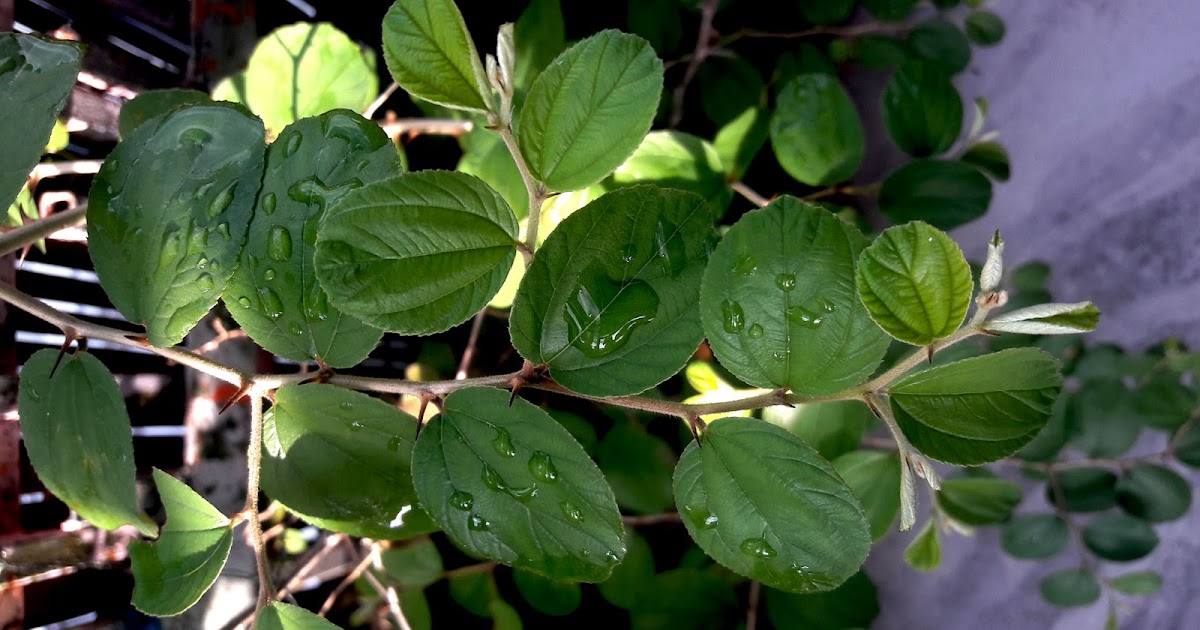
[226,111,395,367]
[260,383,436,539]
[245,23,378,135]
[765,572,880,630]
[904,521,941,571]
[889,348,1063,465]
[45,119,69,154]
[510,186,715,396]
[449,571,496,617]
[882,62,963,158]
[863,0,918,21]
[411,387,625,582]
[382,0,490,112]
[1001,513,1069,559]
[119,89,211,139]
[609,130,732,218]
[798,0,856,25]
[1109,571,1163,596]
[856,221,973,346]
[1067,380,1139,459]
[597,420,677,514]
[629,569,737,630]
[1115,464,1192,523]
[673,419,871,593]
[698,56,764,127]
[514,569,582,616]
[906,21,971,75]
[513,0,565,93]
[962,141,1011,181]
[0,34,83,210]
[878,159,993,229]
[713,106,769,180]
[987,302,1101,336]
[1173,426,1200,468]
[314,170,518,335]
[1051,468,1118,513]
[255,602,341,630]
[88,102,266,347]
[703,198,889,393]
[1083,514,1159,562]
[766,400,875,461]
[833,451,902,540]
[489,598,524,629]
[518,30,664,191]
[1040,569,1100,607]
[627,0,683,55]
[458,127,528,220]
[965,11,1006,46]
[936,477,1023,525]
[17,349,153,535]
[130,470,233,616]
[1132,375,1195,430]
[1017,395,1069,462]
[381,538,443,589]
[852,35,910,70]
[598,531,655,609]
[211,71,247,104]
[769,74,865,186]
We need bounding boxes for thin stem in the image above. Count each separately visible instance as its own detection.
[456,309,487,379]
[247,392,272,613]
[494,118,545,261]
[731,181,770,208]
[622,512,682,526]
[361,564,412,630]
[722,17,914,46]
[746,580,762,630]
[318,543,379,616]
[670,0,721,127]
[859,325,982,394]
[0,204,88,257]
[364,81,400,119]
[442,561,497,580]
[380,118,474,139]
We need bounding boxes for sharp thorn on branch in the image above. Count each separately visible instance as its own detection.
[218,382,253,415]
[686,413,707,447]
[49,327,80,378]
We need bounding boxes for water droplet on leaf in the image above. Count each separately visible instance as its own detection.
[529,452,558,482]
[208,182,237,218]
[258,287,285,320]
[450,490,474,511]
[492,427,517,457]
[561,501,584,523]
[748,324,764,339]
[775,273,796,292]
[468,514,490,531]
[261,192,277,215]
[740,537,777,559]
[722,299,745,334]
[267,226,293,262]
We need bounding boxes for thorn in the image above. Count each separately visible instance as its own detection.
[50,328,79,377]
[218,382,253,415]
[979,329,1001,337]
[124,334,152,348]
[772,388,794,408]
[685,414,706,447]
[299,363,334,385]
[863,396,883,419]
[508,376,524,406]
[926,346,935,364]
[18,244,32,267]
[414,395,431,439]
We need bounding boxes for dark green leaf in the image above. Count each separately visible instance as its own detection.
[88,102,266,347]
[713,106,769,180]
[489,598,524,629]
[458,127,528,220]
[518,30,664,191]
[0,34,83,210]
[514,569,582,616]
[398,589,433,630]
[627,0,683,55]
[906,21,971,75]
[382,0,490,112]
[255,602,341,630]
[852,35,910,69]
[766,400,874,461]
[1051,468,1118,513]
[961,141,1011,181]
[673,419,871,593]
[1109,571,1163,596]
[770,74,865,186]
[833,451,902,540]
[1115,464,1192,523]
[1172,425,1200,468]
[1132,375,1195,430]
[119,89,211,139]
[1083,514,1158,562]
[629,569,737,630]
[1001,513,1069,559]
[965,11,1006,46]
[1017,395,1069,462]
[773,43,837,90]
[1067,379,1139,459]
[449,571,496,617]
[1040,569,1100,607]
[598,531,655,609]
[609,131,731,217]
[510,186,715,396]
[381,538,443,588]
[798,0,855,25]
[314,170,518,335]
[703,198,889,393]
[514,0,565,93]
[863,0,918,21]
[904,522,941,571]
[882,62,963,157]
[936,477,1023,525]
[411,388,625,582]
[17,349,153,534]
[226,110,395,367]
[698,56,764,127]
[856,221,973,346]
[549,409,598,455]
[890,349,1063,465]
[1011,261,1052,293]
[130,470,233,616]
[766,571,879,630]
[878,159,993,229]
[597,420,676,514]
[932,0,961,7]
[261,383,436,539]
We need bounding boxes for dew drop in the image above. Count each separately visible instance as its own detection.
[561,501,584,524]
[775,273,796,292]
[731,253,757,276]
[258,287,285,320]
[25,387,42,402]
[346,420,364,433]
[683,505,719,530]
[817,297,837,313]
[482,465,509,493]
[197,257,209,269]
[563,264,658,358]
[450,490,474,511]
[261,192,277,215]
[162,226,186,260]
[387,436,403,452]
[509,484,538,503]
[529,452,558,482]
[268,226,293,262]
[212,223,232,241]
[288,322,304,335]
[339,401,354,410]
[263,269,277,281]
[620,243,637,264]
[208,181,237,218]
[721,299,745,334]
[771,351,785,362]
[789,306,825,329]
[492,427,517,458]
[748,323,764,339]
[304,289,331,322]
[197,273,215,294]
[355,158,371,171]
[179,127,211,146]
[740,537,777,559]
[284,132,303,157]
[237,297,252,309]
[468,514,491,531]
[604,550,620,564]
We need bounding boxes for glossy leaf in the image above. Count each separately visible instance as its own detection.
[1110,571,1163,596]
[904,522,941,571]
[88,102,266,347]
[514,0,565,93]
[883,62,963,158]
[966,11,1006,46]
[863,0,918,21]
[518,30,664,191]
[703,198,889,394]
[936,477,1023,525]
[609,130,731,217]
[833,451,902,540]
[514,570,582,616]
[17,349,153,534]
[878,159,993,229]
[382,0,490,112]
[1051,468,1118,513]
[673,419,871,593]
[260,383,436,539]
[314,170,518,335]
[1001,513,1069,559]
[962,141,1011,181]
[256,602,341,630]
[770,74,865,186]
[597,420,676,514]
[119,89,211,139]
[856,221,973,346]
[765,572,879,630]
[714,106,769,180]
[766,400,874,462]
[510,186,715,396]
[226,111,395,367]
[130,470,233,616]
[890,348,1063,465]
[1083,514,1158,562]
[0,34,83,210]
[906,21,971,75]
[1040,569,1100,607]
[987,302,1101,336]
[597,531,655,609]
[1115,464,1192,523]
[411,387,625,582]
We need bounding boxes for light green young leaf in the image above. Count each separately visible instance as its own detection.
[130,470,233,616]
[18,349,154,535]
[673,419,871,594]
[260,383,436,539]
[987,302,1101,335]
[226,110,397,367]
[382,0,490,112]
[0,34,83,210]
[903,521,941,571]
[609,130,732,218]
[890,348,1064,465]
[518,30,664,191]
[255,602,342,630]
[962,141,1011,181]
[88,102,266,347]
[1040,569,1100,607]
[510,186,716,397]
[714,106,769,180]
[119,89,211,139]
[878,159,993,229]
[936,477,1023,525]
[1115,464,1192,523]
[703,198,889,394]
[856,221,973,346]
[765,572,880,630]
[882,61,963,158]
[1001,513,1069,559]
[1109,571,1163,596]
[513,0,565,93]
[766,401,874,462]
[458,126,528,219]
[314,170,518,335]
[980,230,1004,292]
[411,388,626,582]
[833,451,902,540]
[769,74,865,186]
